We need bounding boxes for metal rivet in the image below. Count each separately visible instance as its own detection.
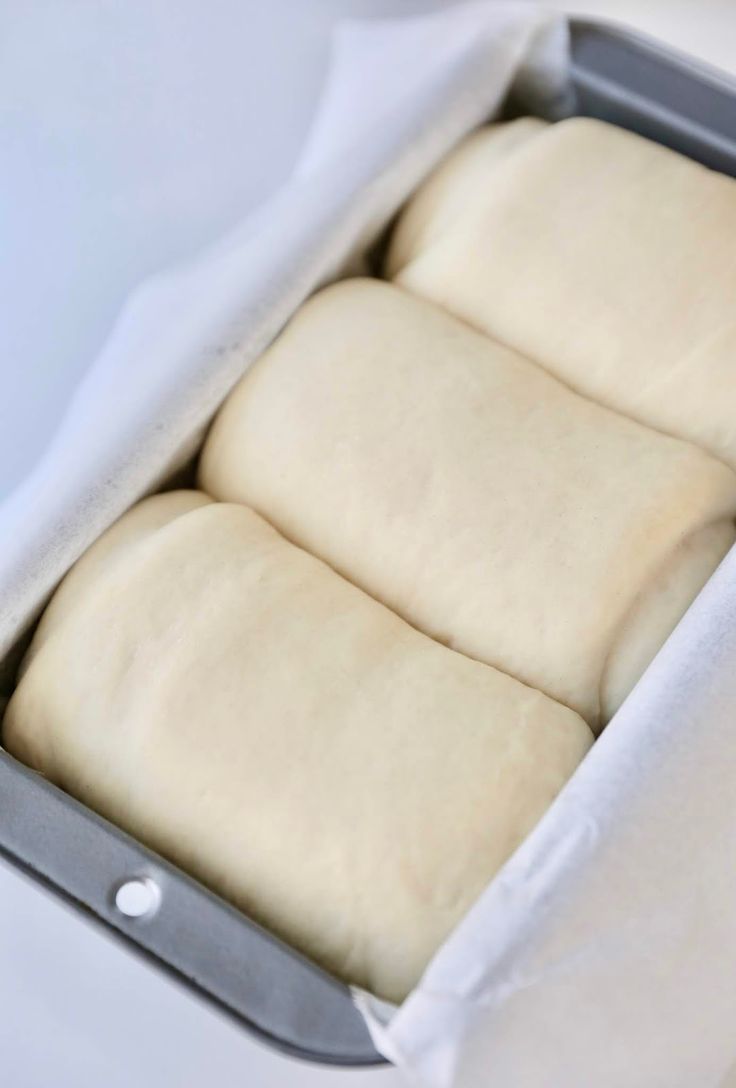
[114,877,161,919]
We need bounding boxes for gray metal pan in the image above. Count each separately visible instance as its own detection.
[2,16,736,1070]
[568,19,736,172]
[0,754,382,1066]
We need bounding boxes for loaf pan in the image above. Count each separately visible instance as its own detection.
[1,16,735,1069]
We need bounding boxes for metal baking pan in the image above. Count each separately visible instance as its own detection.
[2,17,736,1070]
[568,19,736,171]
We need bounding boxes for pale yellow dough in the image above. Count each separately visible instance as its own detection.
[3,494,592,1002]
[22,489,214,673]
[199,279,736,729]
[390,117,736,470]
[385,117,548,278]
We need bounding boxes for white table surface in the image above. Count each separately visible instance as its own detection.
[1,2,735,1085]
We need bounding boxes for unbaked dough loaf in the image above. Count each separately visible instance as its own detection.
[389,117,736,470]
[199,279,736,729]
[22,489,214,673]
[3,494,592,1002]
[385,117,548,278]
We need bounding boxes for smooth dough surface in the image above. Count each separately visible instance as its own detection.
[199,279,736,729]
[22,489,214,673]
[390,117,736,470]
[3,495,592,1002]
[385,117,548,278]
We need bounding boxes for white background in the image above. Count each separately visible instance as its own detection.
[1,2,735,1085]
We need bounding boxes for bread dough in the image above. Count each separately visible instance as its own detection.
[390,117,736,470]
[199,279,736,728]
[22,489,213,674]
[3,495,592,1002]
[385,117,548,278]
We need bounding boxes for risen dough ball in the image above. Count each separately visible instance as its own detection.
[390,117,736,470]
[3,497,591,1002]
[385,117,548,278]
[199,279,736,729]
[23,489,213,673]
